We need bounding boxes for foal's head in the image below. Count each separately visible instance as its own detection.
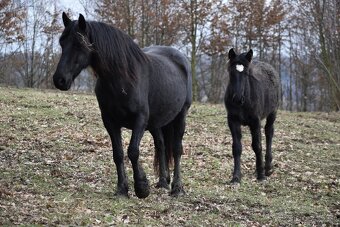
[53,13,93,90]
[227,48,253,105]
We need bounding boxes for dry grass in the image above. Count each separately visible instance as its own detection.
[0,87,339,226]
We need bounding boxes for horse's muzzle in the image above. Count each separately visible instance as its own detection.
[53,74,72,91]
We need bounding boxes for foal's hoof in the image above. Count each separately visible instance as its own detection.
[265,166,274,176]
[134,179,150,199]
[170,183,185,197]
[230,177,241,184]
[257,175,267,182]
[155,178,170,190]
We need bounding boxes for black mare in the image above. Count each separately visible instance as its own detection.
[224,48,280,183]
[53,13,192,198]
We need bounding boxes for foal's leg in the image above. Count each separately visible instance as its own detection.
[264,112,277,176]
[102,116,128,197]
[228,116,242,183]
[150,129,170,189]
[249,118,265,181]
[170,109,187,196]
[128,114,150,198]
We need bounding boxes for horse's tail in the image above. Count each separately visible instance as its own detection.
[153,123,174,176]
[163,123,174,171]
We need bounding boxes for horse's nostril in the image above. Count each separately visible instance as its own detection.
[58,78,66,86]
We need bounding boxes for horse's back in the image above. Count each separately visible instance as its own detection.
[252,61,280,117]
[143,46,191,79]
[253,61,280,89]
[142,46,192,128]
[143,46,192,100]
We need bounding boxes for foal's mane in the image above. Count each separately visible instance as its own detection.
[86,21,148,82]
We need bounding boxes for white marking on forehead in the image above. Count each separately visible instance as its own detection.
[236,64,244,72]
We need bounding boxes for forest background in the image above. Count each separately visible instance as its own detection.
[1,0,339,111]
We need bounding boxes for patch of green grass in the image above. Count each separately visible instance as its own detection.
[0,87,339,226]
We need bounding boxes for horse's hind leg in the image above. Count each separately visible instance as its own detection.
[264,111,277,176]
[150,129,170,189]
[249,118,265,181]
[170,108,188,196]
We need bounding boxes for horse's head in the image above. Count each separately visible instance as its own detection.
[53,12,93,91]
[227,48,253,105]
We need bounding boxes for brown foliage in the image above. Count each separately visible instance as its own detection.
[95,0,184,47]
[0,0,26,43]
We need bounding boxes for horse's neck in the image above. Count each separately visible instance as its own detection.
[91,60,131,93]
[96,76,133,99]
[91,46,142,83]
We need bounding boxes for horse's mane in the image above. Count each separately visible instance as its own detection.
[87,21,148,82]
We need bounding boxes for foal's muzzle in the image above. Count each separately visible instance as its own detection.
[232,94,245,106]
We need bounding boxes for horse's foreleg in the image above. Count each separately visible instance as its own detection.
[228,117,242,183]
[170,109,187,197]
[128,114,150,199]
[264,112,276,176]
[250,119,265,181]
[150,129,170,189]
[102,116,128,197]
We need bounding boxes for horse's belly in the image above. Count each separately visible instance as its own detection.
[148,101,185,128]
[148,94,186,128]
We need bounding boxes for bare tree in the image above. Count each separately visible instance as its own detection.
[0,0,338,111]
[40,1,63,89]
[0,0,26,84]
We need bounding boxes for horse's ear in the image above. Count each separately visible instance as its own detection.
[246,49,253,62]
[62,12,71,27]
[78,14,86,31]
[228,48,236,60]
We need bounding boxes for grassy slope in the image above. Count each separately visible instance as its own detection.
[0,87,339,226]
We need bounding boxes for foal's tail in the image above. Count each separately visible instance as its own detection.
[153,123,174,176]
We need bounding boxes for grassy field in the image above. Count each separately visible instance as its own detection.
[0,87,339,226]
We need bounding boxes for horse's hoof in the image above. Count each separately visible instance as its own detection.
[265,167,274,176]
[114,183,129,198]
[114,189,129,198]
[257,175,267,182]
[170,186,185,197]
[134,180,150,199]
[230,177,241,184]
[155,178,170,190]
[170,182,185,197]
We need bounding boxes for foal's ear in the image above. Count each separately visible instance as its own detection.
[228,48,237,60]
[62,12,71,27]
[78,14,86,31]
[246,49,253,62]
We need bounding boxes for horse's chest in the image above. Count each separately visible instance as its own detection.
[227,106,253,125]
[96,90,139,128]
[101,99,132,120]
